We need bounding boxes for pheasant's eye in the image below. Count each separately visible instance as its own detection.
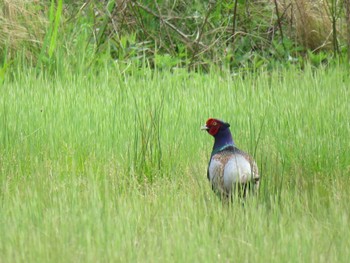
[212,121,217,126]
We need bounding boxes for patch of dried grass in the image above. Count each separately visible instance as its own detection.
[277,0,343,51]
[0,0,48,60]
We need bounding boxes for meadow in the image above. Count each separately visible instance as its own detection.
[0,64,349,262]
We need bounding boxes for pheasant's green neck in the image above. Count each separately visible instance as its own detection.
[211,128,235,155]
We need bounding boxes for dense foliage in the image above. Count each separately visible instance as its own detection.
[0,0,349,77]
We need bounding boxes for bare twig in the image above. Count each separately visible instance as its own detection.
[312,31,333,53]
[154,0,176,55]
[65,0,91,23]
[324,0,340,56]
[189,1,216,68]
[128,0,158,55]
[331,14,339,56]
[133,1,206,51]
[95,1,116,52]
[273,0,286,51]
[194,1,215,49]
[232,0,239,50]
[346,0,350,61]
[110,0,129,41]
[280,3,292,21]
[193,25,229,59]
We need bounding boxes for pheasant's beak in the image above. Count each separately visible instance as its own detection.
[201,125,209,131]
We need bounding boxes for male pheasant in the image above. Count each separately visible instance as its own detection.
[202,118,259,199]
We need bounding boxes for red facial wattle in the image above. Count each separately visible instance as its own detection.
[208,125,220,136]
[205,118,222,136]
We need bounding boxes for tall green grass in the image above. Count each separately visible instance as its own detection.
[0,64,349,262]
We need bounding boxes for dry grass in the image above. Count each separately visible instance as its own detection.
[277,0,346,51]
[0,0,47,60]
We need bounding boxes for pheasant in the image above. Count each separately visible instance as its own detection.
[202,118,259,200]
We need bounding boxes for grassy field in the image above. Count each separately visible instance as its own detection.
[0,64,349,262]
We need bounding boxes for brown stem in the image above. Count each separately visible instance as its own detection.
[347,0,350,62]
[273,0,285,51]
[232,0,239,50]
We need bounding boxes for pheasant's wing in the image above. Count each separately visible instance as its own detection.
[208,145,260,197]
[232,148,260,192]
[220,146,260,191]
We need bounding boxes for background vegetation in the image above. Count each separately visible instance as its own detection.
[0,1,350,262]
[1,0,350,75]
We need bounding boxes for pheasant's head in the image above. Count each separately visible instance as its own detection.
[201,118,230,136]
